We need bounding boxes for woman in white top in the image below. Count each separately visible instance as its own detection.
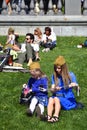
[41,27,56,52]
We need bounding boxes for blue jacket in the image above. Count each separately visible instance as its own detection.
[27,77,48,97]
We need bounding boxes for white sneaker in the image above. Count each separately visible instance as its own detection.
[42,48,46,52]
[45,48,50,52]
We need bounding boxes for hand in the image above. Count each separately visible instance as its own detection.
[50,86,61,92]
[55,86,62,91]
[29,89,32,93]
[69,83,78,88]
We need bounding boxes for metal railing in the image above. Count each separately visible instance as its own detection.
[0,0,87,16]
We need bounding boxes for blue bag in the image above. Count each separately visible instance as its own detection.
[84,40,87,47]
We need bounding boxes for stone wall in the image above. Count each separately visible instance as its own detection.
[0,0,87,36]
[0,15,87,36]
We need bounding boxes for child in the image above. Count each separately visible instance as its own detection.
[26,62,48,118]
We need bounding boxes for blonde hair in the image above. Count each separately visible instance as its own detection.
[34,28,42,39]
[35,68,47,78]
[8,27,14,34]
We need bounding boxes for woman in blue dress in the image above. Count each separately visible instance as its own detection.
[47,56,80,123]
[26,62,48,118]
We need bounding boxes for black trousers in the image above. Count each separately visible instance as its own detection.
[0,0,3,14]
[52,0,58,5]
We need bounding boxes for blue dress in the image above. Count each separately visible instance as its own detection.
[51,72,77,110]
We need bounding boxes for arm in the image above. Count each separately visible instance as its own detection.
[69,72,80,96]
[6,35,11,45]
[39,77,48,92]
[26,43,33,66]
[42,34,47,43]
[50,74,62,93]
[69,72,79,88]
[31,77,48,93]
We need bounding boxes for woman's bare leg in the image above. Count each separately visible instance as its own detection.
[47,97,54,117]
[53,97,61,117]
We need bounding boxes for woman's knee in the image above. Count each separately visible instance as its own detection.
[54,97,60,103]
[48,97,54,105]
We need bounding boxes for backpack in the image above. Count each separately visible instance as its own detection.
[84,40,87,47]
[19,85,34,105]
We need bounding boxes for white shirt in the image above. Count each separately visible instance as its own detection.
[42,32,56,42]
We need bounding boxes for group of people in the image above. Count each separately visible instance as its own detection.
[0,26,82,123]
[2,26,56,67]
[21,55,80,123]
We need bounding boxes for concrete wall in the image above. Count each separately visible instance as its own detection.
[0,15,87,36]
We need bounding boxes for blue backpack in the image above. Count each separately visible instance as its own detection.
[84,40,87,47]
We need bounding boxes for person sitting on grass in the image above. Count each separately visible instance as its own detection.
[41,27,56,52]
[30,27,42,61]
[46,56,80,123]
[13,33,36,67]
[4,27,21,52]
[26,62,48,118]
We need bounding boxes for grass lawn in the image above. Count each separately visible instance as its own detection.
[0,36,87,130]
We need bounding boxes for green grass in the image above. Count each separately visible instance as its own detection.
[0,36,87,130]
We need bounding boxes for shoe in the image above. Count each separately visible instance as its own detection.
[35,105,41,118]
[40,115,47,121]
[0,50,3,53]
[52,116,59,122]
[26,109,33,116]
[42,49,46,52]
[27,60,32,67]
[41,115,54,122]
[45,48,50,52]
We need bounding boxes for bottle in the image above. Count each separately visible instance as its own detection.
[8,56,13,66]
[76,87,80,96]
